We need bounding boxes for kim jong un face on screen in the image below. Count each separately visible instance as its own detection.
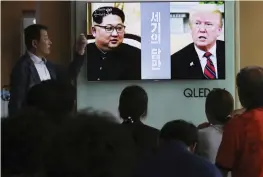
[91,7,126,52]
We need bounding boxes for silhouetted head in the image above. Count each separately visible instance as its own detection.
[205,89,234,125]
[160,120,198,153]
[236,66,263,109]
[118,85,148,124]
[26,80,76,117]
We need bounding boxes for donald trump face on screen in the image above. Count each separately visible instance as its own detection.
[189,5,223,51]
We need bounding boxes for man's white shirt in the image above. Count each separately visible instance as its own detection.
[28,51,51,81]
[194,44,218,78]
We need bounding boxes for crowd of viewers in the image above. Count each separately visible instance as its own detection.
[2,66,263,177]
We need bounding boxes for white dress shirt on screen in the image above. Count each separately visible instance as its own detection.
[194,43,218,78]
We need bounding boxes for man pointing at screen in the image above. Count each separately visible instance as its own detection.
[171,5,225,79]
[87,6,141,81]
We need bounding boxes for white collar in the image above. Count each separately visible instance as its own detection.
[27,51,47,64]
[194,43,217,60]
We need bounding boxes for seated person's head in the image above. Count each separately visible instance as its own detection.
[2,108,57,177]
[26,80,76,116]
[44,111,136,177]
[118,85,148,124]
[91,6,125,51]
[160,120,198,153]
[205,88,234,125]
[78,107,119,123]
[236,66,263,109]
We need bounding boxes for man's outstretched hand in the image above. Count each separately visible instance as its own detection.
[76,33,88,55]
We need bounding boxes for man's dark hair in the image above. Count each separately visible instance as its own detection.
[92,6,125,24]
[24,24,48,49]
[26,80,76,116]
[118,85,148,122]
[236,66,263,109]
[205,89,234,124]
[160,120,198,147]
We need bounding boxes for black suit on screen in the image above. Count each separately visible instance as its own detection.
[86,43,141,81]
[171,40,225,79]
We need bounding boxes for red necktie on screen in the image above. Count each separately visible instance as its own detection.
[203,52,216,79]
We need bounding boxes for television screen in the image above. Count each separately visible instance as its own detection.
[86,1,225,81]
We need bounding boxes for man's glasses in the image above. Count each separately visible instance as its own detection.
[94,24,126,33]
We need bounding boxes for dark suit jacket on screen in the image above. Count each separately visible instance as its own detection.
[171,40,225,79]
[8,52,84,116]
[87,43,141,81]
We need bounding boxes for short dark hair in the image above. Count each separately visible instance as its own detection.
[92,6,125,24]
[236,66,263,109]
[160,120,198,147]
[118,85,148,122]
[205,89,234,124]
[24,24,48,49]
[26,80,76,116]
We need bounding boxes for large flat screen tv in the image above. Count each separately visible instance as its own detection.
[86,1,225,81]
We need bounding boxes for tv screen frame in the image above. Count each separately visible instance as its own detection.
[73,1,228,82]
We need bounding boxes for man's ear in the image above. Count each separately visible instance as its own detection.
[217,27,222,37]
[32,40,38,49]
[91,27,96,38]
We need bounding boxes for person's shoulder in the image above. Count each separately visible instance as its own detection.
[128,122,160,139]
[171,43,195,59]
[12,54,31,71]
[119,44,141,62]
[227,114,243,124]
[86,42,96,49]
[199,126,214,133]
[223,115,243,134]
[120,43,141,52]
[18,53,31,64]
[198,126,222,145]
[191,154,222,176]
[243,108,263,115]
[237,108,263,122]
[86,43,98,52]
[216,40,225,45]
[143,124,160,135]
[135,122,159,131]
[216,40,225,48]
[87,42,95,46]
[197,122,210,129]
